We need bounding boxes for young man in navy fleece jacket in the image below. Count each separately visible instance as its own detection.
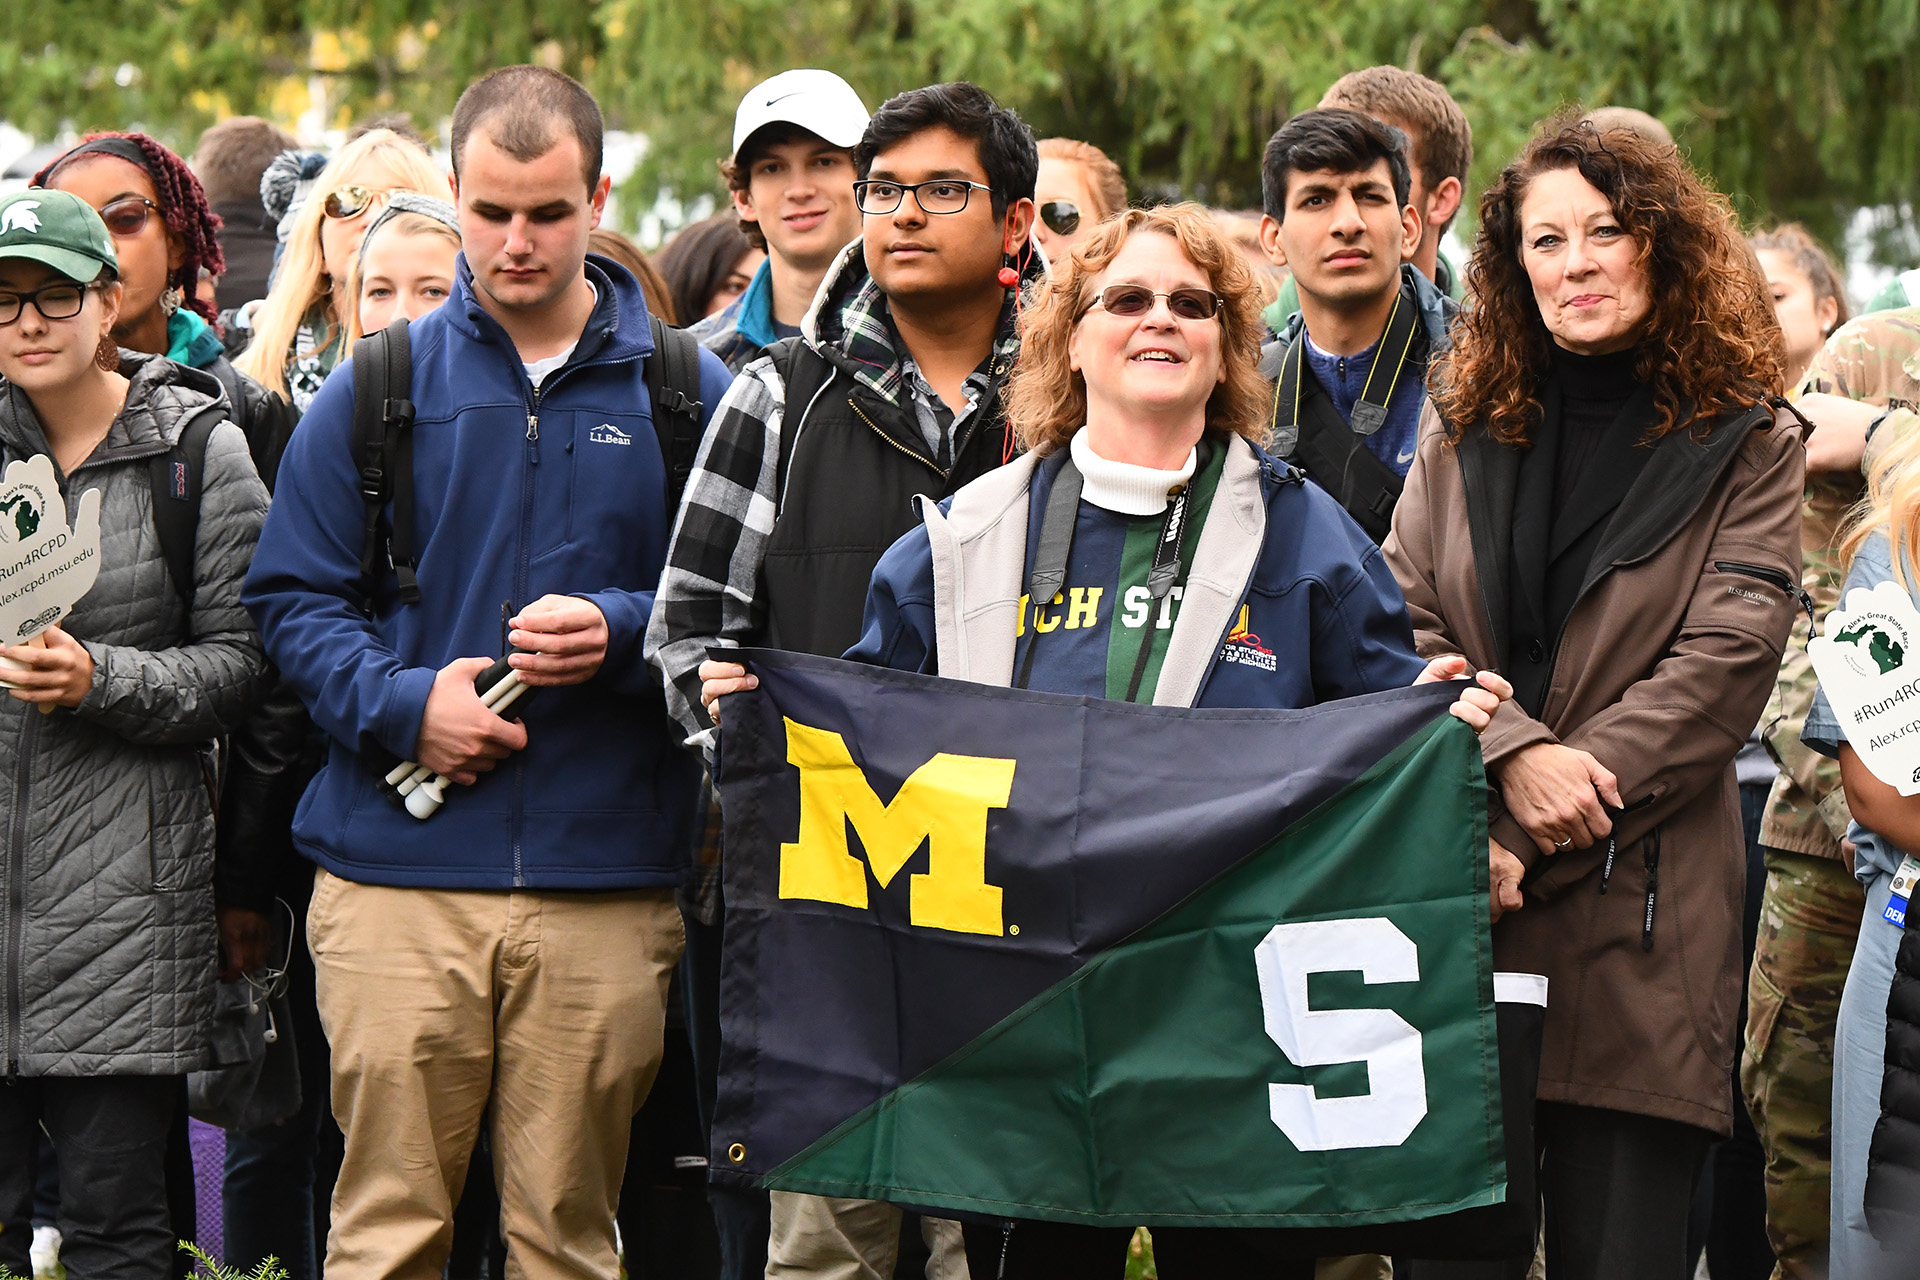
[243,66,732,1278]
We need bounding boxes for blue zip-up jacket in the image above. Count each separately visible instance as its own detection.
[243,254,735,890]
[688,258,783,374]
[849,438,1428,708]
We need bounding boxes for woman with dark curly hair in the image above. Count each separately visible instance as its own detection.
[1384,118,1805,1278]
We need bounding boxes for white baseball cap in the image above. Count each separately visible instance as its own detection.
[731,70,871,162]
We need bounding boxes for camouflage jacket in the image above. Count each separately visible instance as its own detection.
[1763,308,1920,857]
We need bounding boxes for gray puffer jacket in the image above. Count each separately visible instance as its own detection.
[0,353,268,1076]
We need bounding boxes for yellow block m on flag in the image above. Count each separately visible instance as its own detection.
[778,717,1015,936]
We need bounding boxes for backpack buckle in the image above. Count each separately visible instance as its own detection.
[658,388,700,416]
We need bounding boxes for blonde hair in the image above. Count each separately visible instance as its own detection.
[1842,416,1920,589]
[235,129,449,399]
[1036,138,1128,222]
[345,212,463,342]
[1006,203,1272,457]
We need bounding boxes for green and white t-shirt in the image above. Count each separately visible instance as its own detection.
[1014,432,1225,701]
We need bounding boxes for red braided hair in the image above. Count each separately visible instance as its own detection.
[34,132,226,324]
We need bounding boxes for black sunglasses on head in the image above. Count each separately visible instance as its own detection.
[1039,200,1082,236]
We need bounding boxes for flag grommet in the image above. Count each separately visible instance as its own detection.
[728,1143,747,1164]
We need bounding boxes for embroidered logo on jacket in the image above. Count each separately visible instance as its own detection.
[588,423,632,447]
[1220,604,1277,671]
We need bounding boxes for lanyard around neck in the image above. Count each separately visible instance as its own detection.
[1013,446,1202,702]
[1271,283,1419,451]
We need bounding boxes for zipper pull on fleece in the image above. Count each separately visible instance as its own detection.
[1598,836,1617,895]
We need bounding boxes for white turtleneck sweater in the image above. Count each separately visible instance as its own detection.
[999,428,1218,700]
[1070,429,1196,516]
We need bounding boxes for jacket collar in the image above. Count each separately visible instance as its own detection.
[731,258,782,353]
[0,351,224,473]
[1457,396,1778,664]
[1580,400,1775,587]
[165,309,227,371]
[446,251,651,374]
[1272,263,1455,362]
[928,432,1274,704]
[802,238,1043,408]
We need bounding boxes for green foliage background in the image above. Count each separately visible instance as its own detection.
[4,0,1917,252]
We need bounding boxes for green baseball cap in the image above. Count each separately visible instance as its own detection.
[0,190,118,284]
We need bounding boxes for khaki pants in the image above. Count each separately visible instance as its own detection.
[308,868,685,1280]
[767,1192,968,1280]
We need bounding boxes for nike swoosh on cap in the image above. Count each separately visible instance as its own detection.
[762,91,805,106]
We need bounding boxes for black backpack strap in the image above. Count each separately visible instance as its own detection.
[349,318,418,614]
[205,357,244,423]
[1269,336,1405,544]
[148,408,221,621]
[207,355,293,493]
[645,315,705,513]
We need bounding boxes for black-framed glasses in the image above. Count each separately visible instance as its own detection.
[322,185,391,220]
[1039,200,1082,236]
[0,281,101,326]
[1083,284,1222,322]
[99,196,160,237]
[853,179,993,217]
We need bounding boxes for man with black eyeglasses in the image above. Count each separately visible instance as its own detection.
[646,79,1040,1280]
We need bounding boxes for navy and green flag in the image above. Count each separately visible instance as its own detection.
[712,648,1532,1246]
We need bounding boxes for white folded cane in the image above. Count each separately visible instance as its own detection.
[381,654,534,820]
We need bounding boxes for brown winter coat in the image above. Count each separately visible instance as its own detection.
[1384,398,1803,1135]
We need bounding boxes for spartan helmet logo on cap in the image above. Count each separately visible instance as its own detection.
[0,202,43,235]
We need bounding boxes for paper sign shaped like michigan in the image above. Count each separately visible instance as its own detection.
[0,454,102,680]
[1809,579,1920,795]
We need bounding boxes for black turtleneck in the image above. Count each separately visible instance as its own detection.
[1504,343,1658,717]
[1551,344,1642,508]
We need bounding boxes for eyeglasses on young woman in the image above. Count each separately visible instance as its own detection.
[0,281,104,326]
[97,196,162,238]
[1039,200,1082,236]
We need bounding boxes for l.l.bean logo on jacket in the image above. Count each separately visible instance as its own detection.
[588,422,632,447]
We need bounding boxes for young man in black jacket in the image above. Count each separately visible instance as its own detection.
[1256,109,1457,545]
[646,80,1040,1280]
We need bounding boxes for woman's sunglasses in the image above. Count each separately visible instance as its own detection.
[1039,200,1082,236]
[1084,284,1223,322]
[322,185,391,220]
[98,196,161,237]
